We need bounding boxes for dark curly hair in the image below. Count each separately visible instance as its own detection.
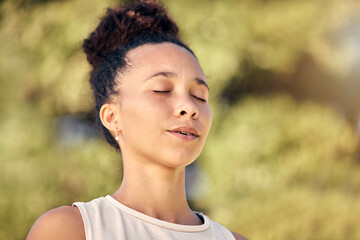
[83,0,196,151]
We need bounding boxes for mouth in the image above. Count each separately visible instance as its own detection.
[173,131,198,137]
[167,126,200,141]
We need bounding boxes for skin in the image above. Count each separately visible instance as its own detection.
[27,43,247,240]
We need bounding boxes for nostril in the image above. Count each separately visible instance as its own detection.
[180,110,186,115]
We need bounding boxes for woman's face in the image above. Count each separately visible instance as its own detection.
[114,43,212,168]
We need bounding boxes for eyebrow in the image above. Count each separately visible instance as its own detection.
[145,71,210,91]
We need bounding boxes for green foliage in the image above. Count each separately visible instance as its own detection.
[0,0,359,239]
[201,95,360,239]
[0,0,120,239]
[169,0,360,96]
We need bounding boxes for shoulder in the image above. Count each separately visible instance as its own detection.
[232,231,249,240]
[27,206,85,240]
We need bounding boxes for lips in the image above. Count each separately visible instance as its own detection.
[168,126,199,137]
[167,126,199,141]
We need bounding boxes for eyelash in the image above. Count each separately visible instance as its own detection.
[153,90,171,94]
[153,91,207,103]
[193,95,207,102]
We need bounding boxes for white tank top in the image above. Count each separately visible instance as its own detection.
[73,195,235,240]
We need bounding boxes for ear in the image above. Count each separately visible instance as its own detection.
[99,103,121,132]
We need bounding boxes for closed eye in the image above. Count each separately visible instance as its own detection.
[192,95,207,102]
[153,91,206,102]
[153,90,171,94]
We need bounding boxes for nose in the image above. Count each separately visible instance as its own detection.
[175,96,199,120]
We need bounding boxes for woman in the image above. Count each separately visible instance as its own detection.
[27,1,247,239]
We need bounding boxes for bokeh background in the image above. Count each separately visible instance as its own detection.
[1,0,360,239]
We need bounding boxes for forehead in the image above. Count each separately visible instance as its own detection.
[124,42,205,79]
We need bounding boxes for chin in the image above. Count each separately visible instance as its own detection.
[160,151,199,169]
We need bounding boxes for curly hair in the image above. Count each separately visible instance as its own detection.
[83,0,196,151]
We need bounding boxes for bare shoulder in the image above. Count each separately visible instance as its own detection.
[27,206,85,240]
[232,231,249,240]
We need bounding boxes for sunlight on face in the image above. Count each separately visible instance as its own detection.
[114,43,212,168]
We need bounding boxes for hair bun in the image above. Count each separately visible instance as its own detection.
[83,0,179,67]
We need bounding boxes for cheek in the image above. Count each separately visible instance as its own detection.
[196,105,212,142]
[201,106,212,128]
[120,94,171,131]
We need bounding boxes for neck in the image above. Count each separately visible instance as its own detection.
[111,156,201,225]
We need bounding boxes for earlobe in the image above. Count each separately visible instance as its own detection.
[99,103,121,132]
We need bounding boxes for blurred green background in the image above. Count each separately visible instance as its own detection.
[1,0,360,239]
